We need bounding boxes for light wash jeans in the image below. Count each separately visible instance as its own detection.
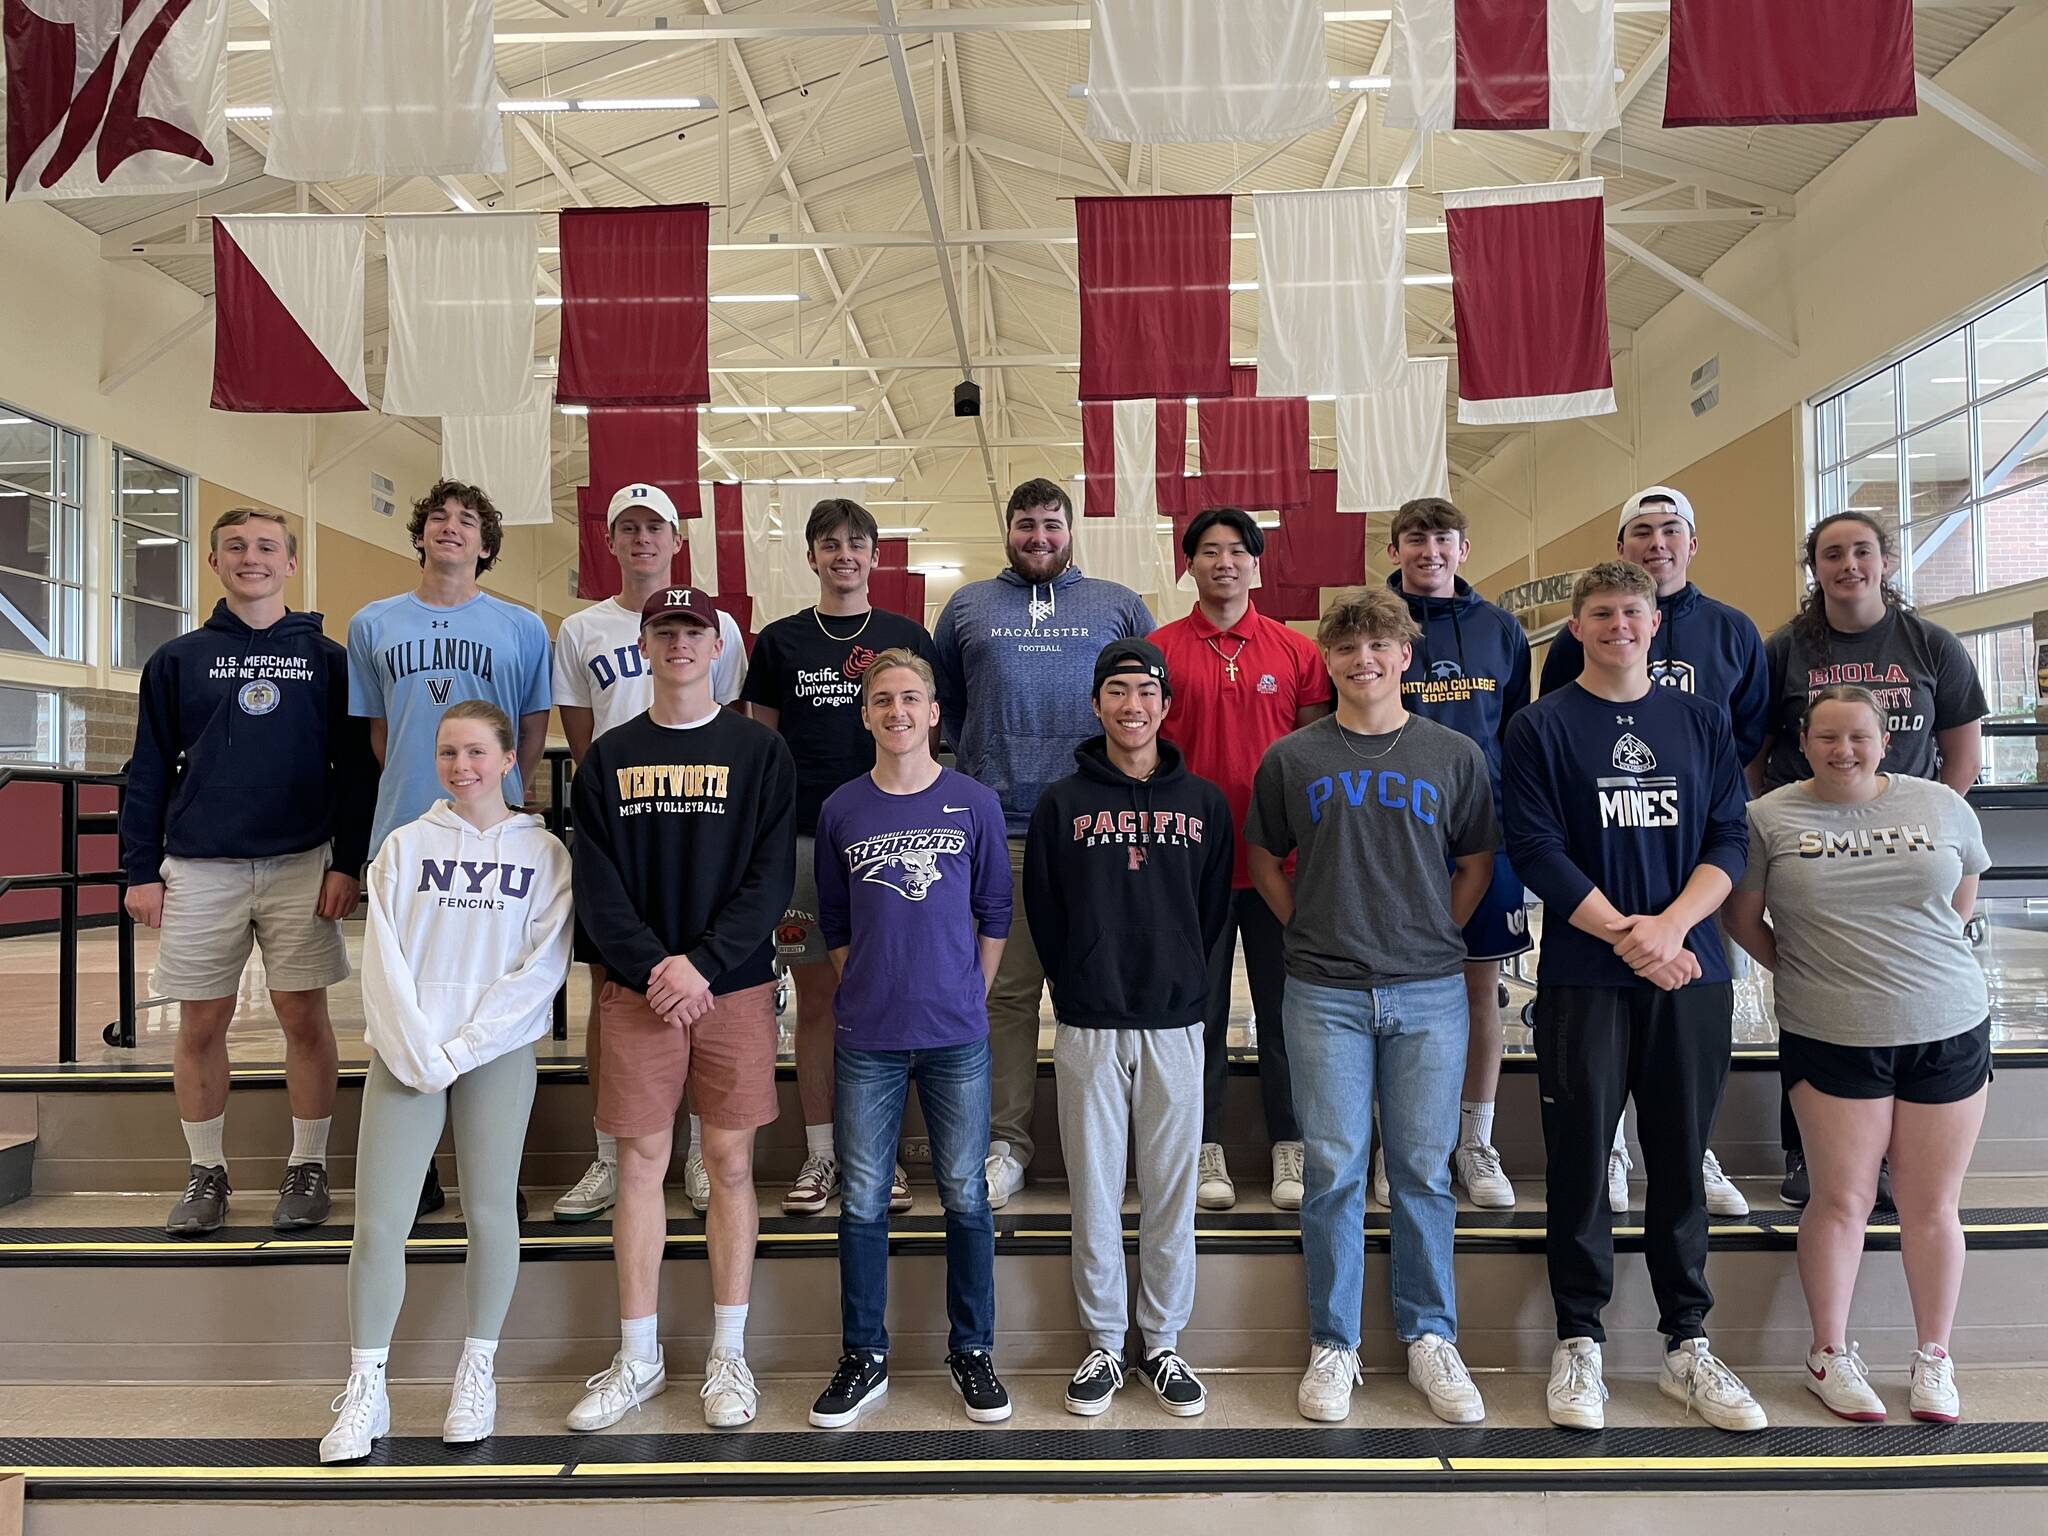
[1285,973,1467,1349]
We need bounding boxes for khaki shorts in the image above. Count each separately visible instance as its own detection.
[774,834,827,966]
[594,980,780,1138]
[154,845,350,1001]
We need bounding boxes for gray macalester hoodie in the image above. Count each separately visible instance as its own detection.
[932,563,1155,835]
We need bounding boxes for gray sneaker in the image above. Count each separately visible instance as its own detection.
[272,1162,332,1231]
[166,1163,230,1237]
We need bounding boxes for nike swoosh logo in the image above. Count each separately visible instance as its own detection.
[943,804,971,813]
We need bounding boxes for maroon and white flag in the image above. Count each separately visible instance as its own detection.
[1384,0,1617,134]
[210,215,368,413]
[4,0,227,201]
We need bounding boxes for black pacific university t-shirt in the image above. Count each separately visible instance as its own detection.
[739,605,940,833]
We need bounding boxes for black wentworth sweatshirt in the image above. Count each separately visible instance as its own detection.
[120,602,376,884]
[570,708,797,995]
[1023,736,1234,1029]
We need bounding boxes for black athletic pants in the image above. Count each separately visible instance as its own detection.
[1201,887,1296,1145]
[1536,981,1733,1345]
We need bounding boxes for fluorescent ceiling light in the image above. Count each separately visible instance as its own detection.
[909,563,962,574]
[499,100,571,113]
[774,476,836,485]
[785,404,859,414]
[1069,69,1615,98]
[707,405,783,415]
[137,536,178,547]
[709,293,805,304]
[559,403,589,416]
[225,105,273,120]
[229,97,713,118]
[0,416,28,425]
[837,476,895,485]
[878,526,925,537]
[1228,276,1449,290]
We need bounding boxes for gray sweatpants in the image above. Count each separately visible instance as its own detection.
[1053,1023,1203,1354]
[349,1043,538,1351]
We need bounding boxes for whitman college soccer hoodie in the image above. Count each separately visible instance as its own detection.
[360,802,574,1093]
[1388,574,1531,800]
[1023,737,1234,1029]
[934,565,1155,834]
[121,602,376,885]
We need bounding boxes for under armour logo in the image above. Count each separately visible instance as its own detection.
[430,620,451,630]
[426,678,454,705]
[1615,715,1634,725]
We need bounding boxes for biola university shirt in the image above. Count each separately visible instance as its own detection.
[553,596,748,741]
[348,591,552,858]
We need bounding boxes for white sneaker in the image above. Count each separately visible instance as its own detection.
[1607,1144,1633,1214]
[553,1158,618,1222]
[1452,1142,1516,1209]
[701,1348,759,1428]
[1547,1338,1608,1430]
[1407,1333,1485,1424]
[1805,1343,1885,1423]
[683,1145,710,1214]
[984,1142,1025,1210]
[1296,1342,1363,1422]
[1197,1142,1235,1210]
[319,1369,391,1463]
[1370,1148,1390,1209]
[442,1350,497,1444]
[1270,1141,1305,1212]
[1660,1338,1767,1432]
[567,1349,668,1431]
[1702,1150,1749,1218]
[1910,1346,1961,1423]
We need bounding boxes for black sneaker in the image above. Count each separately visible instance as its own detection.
[1873,1158,1896,1218]
[809,1352,889,1428]
[948,1348,1012,1423]
[1781,1150,1810,1208]
[516,1188,529,1223]
[1137,1349,1207,1417]
[1063,1348,1125,1417]
[272,1162,332,1231]
[416,1164,447,1226]
[166,1163,230,1237]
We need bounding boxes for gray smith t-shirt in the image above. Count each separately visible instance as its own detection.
[1737,775,1990,1048]
[1246,714,1497,989]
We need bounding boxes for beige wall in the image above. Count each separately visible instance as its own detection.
[194,483,306,616]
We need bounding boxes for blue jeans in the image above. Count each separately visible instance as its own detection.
[835,1036,995,1356]
[1286,973,1467,1349]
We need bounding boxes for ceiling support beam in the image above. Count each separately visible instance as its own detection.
[1916,71,2048,180]
[101,307,211,393]
[1603,228,1797,356]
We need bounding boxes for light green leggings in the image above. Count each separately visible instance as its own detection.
[348,1043,538,1351]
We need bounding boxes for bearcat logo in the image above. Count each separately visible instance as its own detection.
[844,828,966,901]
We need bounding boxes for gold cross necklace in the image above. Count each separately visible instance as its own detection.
[1204,633,1250,682]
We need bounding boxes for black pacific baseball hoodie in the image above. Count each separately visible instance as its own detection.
[1023,735,1234,1030]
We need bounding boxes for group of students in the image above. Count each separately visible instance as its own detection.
[115,471,1994,1460]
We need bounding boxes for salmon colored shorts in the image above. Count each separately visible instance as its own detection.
[594,979,780,1138]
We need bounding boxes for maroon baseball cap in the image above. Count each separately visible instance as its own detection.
[638,585,722,631]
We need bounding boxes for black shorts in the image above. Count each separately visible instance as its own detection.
[1780,1020,1992,1105]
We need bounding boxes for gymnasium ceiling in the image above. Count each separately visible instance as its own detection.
[44,0,2023,566]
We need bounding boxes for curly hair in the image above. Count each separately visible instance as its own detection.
[408,478,504,576]
[1792,511,1909,647]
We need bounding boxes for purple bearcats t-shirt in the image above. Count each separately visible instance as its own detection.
[814,766,1012,1051]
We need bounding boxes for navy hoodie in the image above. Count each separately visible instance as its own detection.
[1388,574,1530,803]
[1023,736,1233,1029]
[120,603,377,885]
[1540,581,1770,767]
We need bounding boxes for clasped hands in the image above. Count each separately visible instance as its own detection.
[646,954,715,1028]
[1604,910,1701,991]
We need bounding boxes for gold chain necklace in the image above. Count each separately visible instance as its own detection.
[812,606,874,643]
[1204,633,1251,682]
[1333,716,1408,760]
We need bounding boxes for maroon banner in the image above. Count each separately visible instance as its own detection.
[875,538,909,569]
[1455,0,1549,131]
[209,220,364,412]
[557,204,710,405]
[1257,584,1325,622]
[1077,195,1232,402]
[1665,0,1916,127]
[711,480,754,643]
[1081,401,1187,518]
[1264,470,1366,592]
[1196,368,1310,515]
[587,406,700,520]
[869,566,925,620]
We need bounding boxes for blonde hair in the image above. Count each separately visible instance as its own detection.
[210,507,296,558]
[1317,586,1420,649]
[860,647,937,701]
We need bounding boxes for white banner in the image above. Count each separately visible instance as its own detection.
[1336,359,1451,514]
[440,388,553,527]
[5,0,229,200]
[382,214,539,419]
[688,502,719,597]
[1549,0,1621,134]
[264,0,503,181]
[740,482,781,619]
[1086,0,1329,144]
[1111,399,1159,524]
[1253,188,1409,398]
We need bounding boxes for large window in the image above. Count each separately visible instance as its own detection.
[1966,619,2039,785]
[0,402,85,660]
[1814,280,2048,605]
[113,447,192,669]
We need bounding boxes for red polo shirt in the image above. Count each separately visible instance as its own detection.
[1155,599,1331,888]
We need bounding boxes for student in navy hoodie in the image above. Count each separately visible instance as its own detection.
[1387,497,1531,1212]
[1538,485,1763,1222]
[121,509,376,1239]
[1504,560,1760,1437]
[1025,639,1234,1420]
[932,477,1154,1209]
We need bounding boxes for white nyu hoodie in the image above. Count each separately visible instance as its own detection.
[362,801,574,1093]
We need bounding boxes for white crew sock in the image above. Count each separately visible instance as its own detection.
[687,1114,703,1155]
[1459,1101,1495,1150]
[289,1116,331,1168]
[711,1302,748,1357]
[1612,1118,1628,1154]
[620,1313,660,1365]
[460,1336,499,1365]
[349,1346,389,1376]
[805,1123,834,1160]
[182,1114,226,1170]
[595,1127,618,1163]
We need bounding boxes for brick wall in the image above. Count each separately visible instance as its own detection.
[70,688,137,774]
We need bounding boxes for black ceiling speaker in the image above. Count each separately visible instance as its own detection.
[953,379,982,418]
